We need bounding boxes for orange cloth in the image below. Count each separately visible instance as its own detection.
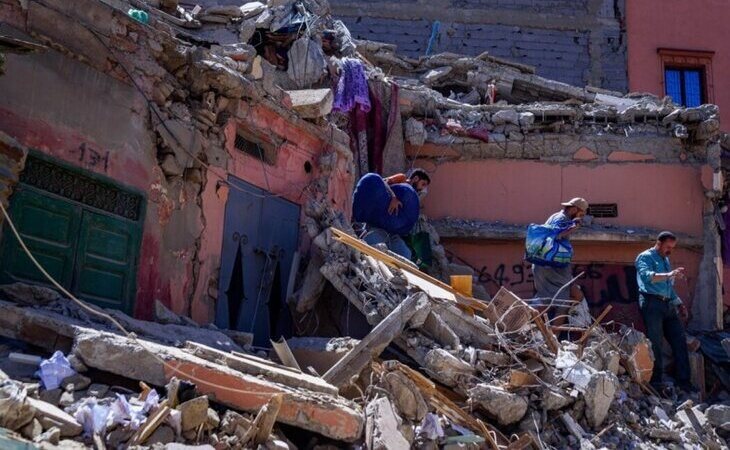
[384,173,407,185]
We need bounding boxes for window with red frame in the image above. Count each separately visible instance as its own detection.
[658,49,714,107]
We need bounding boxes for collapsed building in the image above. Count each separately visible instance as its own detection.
[0,0,729,449]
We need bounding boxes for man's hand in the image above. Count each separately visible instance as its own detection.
[677,303,689,321]
[387,196,402,215]
[670,267,686,280]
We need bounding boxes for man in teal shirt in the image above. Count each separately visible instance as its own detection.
[635,231,691,393]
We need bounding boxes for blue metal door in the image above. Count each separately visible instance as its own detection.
[216,176,300,347]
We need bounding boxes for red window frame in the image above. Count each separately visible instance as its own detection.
[658,48,715,104]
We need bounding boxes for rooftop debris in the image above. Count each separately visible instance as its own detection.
[0,0,729,448]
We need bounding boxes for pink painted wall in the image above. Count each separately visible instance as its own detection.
[626,0,730,130]
[446,240,701,327]
[191,103,353,323]
[422,159,705,236]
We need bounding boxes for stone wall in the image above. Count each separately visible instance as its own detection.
[0,132,27,218]
[330,0,627,91]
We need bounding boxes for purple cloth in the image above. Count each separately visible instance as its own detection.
[333,58,371,113]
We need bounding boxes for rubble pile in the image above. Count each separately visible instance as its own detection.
[1,0,729,448]
[2,242,730,449]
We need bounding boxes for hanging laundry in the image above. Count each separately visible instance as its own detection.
[333,58,371,114]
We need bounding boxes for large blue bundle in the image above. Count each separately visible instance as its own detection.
[524,223,574,268]
[353,173,419,236]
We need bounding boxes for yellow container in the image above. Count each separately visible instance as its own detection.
[450,275,473,297]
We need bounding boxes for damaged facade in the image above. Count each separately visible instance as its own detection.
[0,0,730,448]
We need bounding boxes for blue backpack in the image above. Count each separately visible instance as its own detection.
[525,223,574,268]
[352,173,419,236]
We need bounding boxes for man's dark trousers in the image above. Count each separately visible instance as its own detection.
[640,294,691,387]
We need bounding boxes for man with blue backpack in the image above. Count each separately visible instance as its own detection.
[352,169,431,260]
[526,197,588,327]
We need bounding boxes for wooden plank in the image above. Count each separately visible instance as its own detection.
[688,352,706,401]
[577,305,613,346]
[577,305,613,357]
[485,287,536,332]
[184,342,337,396]
[323,293,430,388]
[330,227,488,312]
[240,394,283,447]
[533,313,559,355]
[130,400,171,446]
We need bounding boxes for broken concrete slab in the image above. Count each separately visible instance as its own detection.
[287,37,327,88]
[178,396,209,432]
[542,388,574,411]
[423,348,475,387]
[380,370,428,422]
[27,397,82,437]
[468,384,528,426]
[583,372,618,429]
[71,328,364,441]
[0,283,59,306]
[0,380,35,431]
[183,342,338,395]
[286,89,334,119]
[323,293,430,388]
[365,397,410,450]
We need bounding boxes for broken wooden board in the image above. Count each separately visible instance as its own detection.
[240,394,283,447]
[329,227,488,312]
[70,329,364,441]
[323,293,430,388]
[183,342,337,396]
[485,287,536,333]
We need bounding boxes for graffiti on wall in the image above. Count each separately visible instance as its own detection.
[69,143,110,172]
[473,260,646,329]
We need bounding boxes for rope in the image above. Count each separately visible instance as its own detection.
[0,201,280,396]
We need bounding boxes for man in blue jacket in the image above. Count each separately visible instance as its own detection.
[635,231,692,393]
[360,169,430,259]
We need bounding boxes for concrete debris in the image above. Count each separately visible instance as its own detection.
[365,397,410,450]
[287,37,327,88]
[583,372,619,428]
[0,380,35,431]
[468,384,528,426]
[424,348,475,387]
[286,88,334,119]
[178,396,209,432]
[379,370,428,421]
[0,0,727,448]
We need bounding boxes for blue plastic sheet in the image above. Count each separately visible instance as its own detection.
[525,223,574,268]
[352,173,419,236]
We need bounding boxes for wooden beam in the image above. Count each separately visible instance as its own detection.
[533,313,559,355]
[323,293,430,388]
[240,394,284,447]
[329,227,489,312]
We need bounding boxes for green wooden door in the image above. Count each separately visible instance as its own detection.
[0,186,79,288]
[0,185,142,314]
[73,210,140,313]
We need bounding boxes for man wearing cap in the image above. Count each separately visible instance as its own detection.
[635,231,692,393]
[532,198,588,327]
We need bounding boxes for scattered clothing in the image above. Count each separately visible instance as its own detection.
[333,58,370,114]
